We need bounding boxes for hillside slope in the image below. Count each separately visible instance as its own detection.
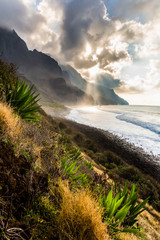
[0,101,160,240]
[0,40,159,240]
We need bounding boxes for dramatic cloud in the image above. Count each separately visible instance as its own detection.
[105,0,160,21]
[118,21,145,42]
[0,0,160,104]
[97,47,130,71]
[60,0,109,52]
[0,0,45,34]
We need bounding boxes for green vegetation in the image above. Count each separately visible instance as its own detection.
[0,59,40,121]
[81,149,160,211]
[8,79,41,121]
[100,182,149,238]
[59,146,89,186]
[0,58,160,240]
[0,59,17,100]
[84,160,93,169]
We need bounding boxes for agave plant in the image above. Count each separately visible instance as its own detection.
[7,79,41,121]
[0,60,41,121]
[100,182,149,238]
[60,147,89,186]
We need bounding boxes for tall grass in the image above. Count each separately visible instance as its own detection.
[56,181,109,240]
[0,102,21,140]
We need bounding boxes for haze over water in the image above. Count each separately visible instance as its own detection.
[66,105,160,156]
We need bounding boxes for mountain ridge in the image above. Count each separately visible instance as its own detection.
[0,27,128,106]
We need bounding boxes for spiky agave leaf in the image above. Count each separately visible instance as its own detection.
[60,146,89,185]
[8,79,41,121]
[100,182,149,238]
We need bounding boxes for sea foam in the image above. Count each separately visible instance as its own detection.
[66,105,160,156]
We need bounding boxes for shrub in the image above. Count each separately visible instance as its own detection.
[84,139,97,153]
[58,134,71,145]
[73,133,84,144]
[0,59,17,101]
[57,181,109,240]
[94,152,107,165]
[59,121,66,130]
[118,166,142,182]
[94,151,123,169]
[105,162,117,170]
[84,149,95,159]
[104,151,123,165]
[65,127,72,135]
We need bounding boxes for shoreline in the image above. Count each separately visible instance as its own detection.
[62,118,160,183]
[41,105,160,182]
[41,105,71,118]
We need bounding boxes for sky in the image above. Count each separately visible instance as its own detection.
[0,0,160,105]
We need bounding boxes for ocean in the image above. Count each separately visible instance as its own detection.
[66,105,160,156]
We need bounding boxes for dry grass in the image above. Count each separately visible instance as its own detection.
[116,207,160,240]
[117,232,141,240]
[0,102,22,140]
[0,103,43,160]
[0,103,53,160]
[137,210,160,240]
[56,181,109,240]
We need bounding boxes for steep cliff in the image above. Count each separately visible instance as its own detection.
[0,27,128,106]
[0,27,94,105]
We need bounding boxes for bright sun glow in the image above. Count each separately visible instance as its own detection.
[84,43,92,57]
[96,47,103,55]
[80,106,99,112]
[119,89,160,106]
[88,64,101,79]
